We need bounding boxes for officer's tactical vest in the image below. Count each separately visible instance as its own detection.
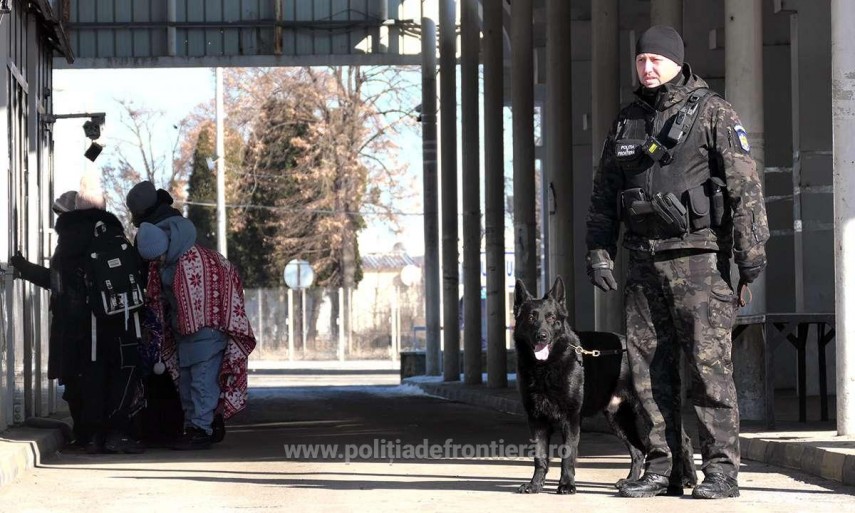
[614,88,726,240]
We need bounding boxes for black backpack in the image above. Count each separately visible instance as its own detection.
[86,220,145,320]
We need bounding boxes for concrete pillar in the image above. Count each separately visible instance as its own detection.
[483,0,507,389]
[512,0,537,294]
[439,0,460,382]
[591,0,624,333]
[831,0,855,436]
[725,0,765,315]
[651,0,683,33]
[545,0,575,323]
[461,0,482,385]
[724,0,767,422]
[421,17,441,376]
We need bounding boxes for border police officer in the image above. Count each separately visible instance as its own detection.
[585,25,769,499]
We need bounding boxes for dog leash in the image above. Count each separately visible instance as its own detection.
[567,343,625,358]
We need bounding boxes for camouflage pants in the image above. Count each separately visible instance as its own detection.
[625,249,740,479]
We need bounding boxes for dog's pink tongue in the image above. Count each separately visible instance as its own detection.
[534,343,550,361]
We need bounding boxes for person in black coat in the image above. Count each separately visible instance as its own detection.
[125,180,188,446]
[12,183,145,454]
[12,191,85,441]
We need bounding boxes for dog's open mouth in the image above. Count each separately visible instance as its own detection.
[534,343,550,361]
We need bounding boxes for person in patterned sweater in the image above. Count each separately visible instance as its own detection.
[136,217,255,450]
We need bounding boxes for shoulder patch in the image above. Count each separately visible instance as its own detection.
[734,124,750,152]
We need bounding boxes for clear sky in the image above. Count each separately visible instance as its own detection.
[52,67,428,256]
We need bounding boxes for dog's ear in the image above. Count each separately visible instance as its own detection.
[513,279,531,317]
[546,276,566,303]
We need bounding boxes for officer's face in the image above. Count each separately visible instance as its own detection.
[636,53,682,88]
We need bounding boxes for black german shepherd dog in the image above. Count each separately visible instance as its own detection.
[513,277,697,494]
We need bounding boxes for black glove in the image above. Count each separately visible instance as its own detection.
[590,267,618,292]
[738,260,766,285]
[587,250,618,292]
[9,251,27,278]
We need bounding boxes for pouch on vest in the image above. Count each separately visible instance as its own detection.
[651,192,689,237]
[707,177,726,227]
[688,184,711,231]
[619,188,655,236]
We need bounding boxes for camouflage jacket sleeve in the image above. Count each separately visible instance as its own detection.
[710,101,770,269]
[585,124,623,260]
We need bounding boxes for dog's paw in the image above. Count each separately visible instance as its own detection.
[682,474,698,488]
[557,482,577,495]
[614,478,630,489]
[517,482,543,494]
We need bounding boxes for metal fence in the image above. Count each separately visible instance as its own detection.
[245,282,426,362]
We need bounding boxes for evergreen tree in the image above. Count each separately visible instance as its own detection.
[186,127,217,249]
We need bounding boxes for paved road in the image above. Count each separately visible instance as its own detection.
[1,363,853,513]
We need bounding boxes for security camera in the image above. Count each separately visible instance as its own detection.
[83,118,102,140]
[85,142,104,162]
[42,111,106,161]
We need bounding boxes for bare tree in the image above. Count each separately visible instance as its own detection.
[101,99,189,228]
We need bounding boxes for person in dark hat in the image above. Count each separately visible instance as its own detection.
[585,25,769,499]
[126,180,182,228]
[12,178,145,454]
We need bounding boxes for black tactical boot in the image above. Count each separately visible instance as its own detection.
[619,473,682,498]
[692,473,739,499]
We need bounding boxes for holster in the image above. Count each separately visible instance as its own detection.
[708,177,726,227]
[651,192,689,235]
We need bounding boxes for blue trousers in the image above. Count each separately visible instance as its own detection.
[178,328,227,434]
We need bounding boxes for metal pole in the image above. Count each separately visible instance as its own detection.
[339,288,345,361]
[288,288,294,361]
[391,290,398,361]
[512,0,537,294]
[421,17,442,376]
[545,0,575,324]
[439,0,460,382]
[725,0,766,317]
[215,67,227,258]
[831,0,855,435]
[483,0,507,389]
[651,0,683,33]
[461,0,482,385]
[592,0,624,333]
[301,288,307,357]
[257,288,263,354]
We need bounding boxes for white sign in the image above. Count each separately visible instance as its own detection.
[283,259,314,290]
[478,251,516,291]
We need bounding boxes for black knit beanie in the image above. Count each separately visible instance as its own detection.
[636,25,684,66]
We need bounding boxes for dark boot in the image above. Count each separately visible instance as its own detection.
[692,473,739,499]
[618,473,682,498]
[104,431,146,454]
[211,413,225,444]
[85,432,106,455]
[171,426,213,451]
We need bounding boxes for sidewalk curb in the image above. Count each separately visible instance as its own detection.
[406,378,855,487]
[0,419,70,488]
[741,432,855,486]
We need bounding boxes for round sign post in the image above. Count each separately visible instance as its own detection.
[394,265,422,359]
[284,259,314,359]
